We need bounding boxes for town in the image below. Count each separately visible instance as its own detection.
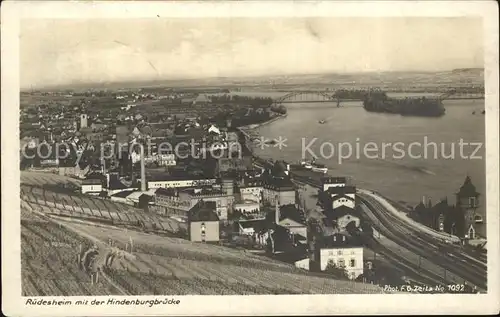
[19,87,486,295]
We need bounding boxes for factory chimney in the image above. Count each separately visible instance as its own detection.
[140,144,146,191]
[275,195,280,224]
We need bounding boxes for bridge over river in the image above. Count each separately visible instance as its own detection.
[272,90,485,106]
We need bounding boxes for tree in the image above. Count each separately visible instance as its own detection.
[324,261,349,280]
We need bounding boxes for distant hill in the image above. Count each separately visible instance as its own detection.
[26,68,485,92]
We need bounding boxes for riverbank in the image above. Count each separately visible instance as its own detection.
[239,112,288,130]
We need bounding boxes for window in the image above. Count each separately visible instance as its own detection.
[337,250,343,256]
[469,197,477,207]
[328,251,334,256]
[350,259,356,267]
[338,259,345,268]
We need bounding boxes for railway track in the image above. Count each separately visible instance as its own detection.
[359,194,486,291]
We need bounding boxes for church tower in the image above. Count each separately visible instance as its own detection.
[456,176,480,239]
[80,114,88,129]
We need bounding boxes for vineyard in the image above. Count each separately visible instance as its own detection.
[67,221,388,294]
[21,218,120,296]
[21,171,186,236]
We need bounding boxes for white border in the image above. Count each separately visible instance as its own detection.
[2,1,499,316]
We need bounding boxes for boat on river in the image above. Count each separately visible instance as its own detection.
[300,158,328,173]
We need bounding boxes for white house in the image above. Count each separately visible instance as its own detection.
[81,179,103,195]
[321,177,347,191]
[319,246,364,280]
[325,185,356,209]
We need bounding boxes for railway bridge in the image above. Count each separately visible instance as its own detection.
[272,89,485,107]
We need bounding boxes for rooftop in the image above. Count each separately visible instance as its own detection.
[188,201,219,222]
[456,176,480,197]
[321,177,347,184]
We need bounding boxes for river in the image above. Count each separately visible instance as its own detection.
[238,92,486,237]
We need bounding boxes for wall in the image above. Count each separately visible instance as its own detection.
[190,195,234,220]
[294,258,310,270]
[190,221,220,242]
[148,178,217,189]
[319,247,364,280]
[263,188,295,206]
[233,202,260,213]
[323,183,345,191]
[240,186,263,204]
[336,214,360,230]
[154,194,191,217]
[81,184,103,194]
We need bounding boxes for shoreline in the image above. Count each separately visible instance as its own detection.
[242,111,486,242]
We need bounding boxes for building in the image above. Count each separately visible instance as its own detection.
[319,245,364,280]
[319,185,356,210]
[410,176,482,240]
[154,185,234,220]
[147,175,217,189]
[263,180,296,207]
[80,113,88,128]
[81,178,103,195]
[320,176,347,191]
[310,233,364,280]
[154,188,191,217]
[261,161,296,207]
[275,204,307,242]
[456,176,480,240]
[238,179,264,204]
[233,201,261,216]
[188,201,220,242]
[324,205,361,232]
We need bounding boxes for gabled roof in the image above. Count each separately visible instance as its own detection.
[325,205,360,220]
[111,190,135,198]
[238,219,267,231]
[108,177,129,190]
[188,201,219,222]
[327,185,356,195]
[279,204,306,225]
[82,178,102,185]
[331,194,355,201]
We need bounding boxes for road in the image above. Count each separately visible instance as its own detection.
[359,193,487,291]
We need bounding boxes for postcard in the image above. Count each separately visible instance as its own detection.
[1,1,499,316]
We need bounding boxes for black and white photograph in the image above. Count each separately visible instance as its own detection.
[2,1,499,316]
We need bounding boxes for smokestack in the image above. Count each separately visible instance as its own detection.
[140,144,146,191]
[275,195,280,224]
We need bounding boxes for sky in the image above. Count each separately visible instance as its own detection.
[20,17,484,89]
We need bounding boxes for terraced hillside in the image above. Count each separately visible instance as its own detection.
[21,171,185,235]
[21,216,121,296]
[20,171,390,295]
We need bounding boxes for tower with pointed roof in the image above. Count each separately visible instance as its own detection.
[456,176,480,239]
